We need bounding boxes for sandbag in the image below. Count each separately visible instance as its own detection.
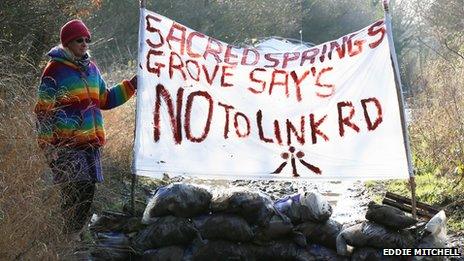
[91,232,134,261]
[142,246,185,261]
[191,240,253,261]
[336,222,414,256]
[198,214,254,242]
[133,216,198,251]
[250,241,315,261]
[143,183,212,222]
[253,214,294,242]
[413,211,447,261]
[306,244,348,261]
[274,192,332,224]
[296,218,342,250]
[211,189,275,226]
[423,210,446,235]
[89,212,145,234]
[365,201,417,230]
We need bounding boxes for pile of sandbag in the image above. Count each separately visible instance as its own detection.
[336,201,448,260]
[136,184,319,260]
[88,183,448,261]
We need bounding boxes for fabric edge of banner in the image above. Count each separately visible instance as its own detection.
[384,11,414,178]
[132,7,147,176]
[134,169,409,182]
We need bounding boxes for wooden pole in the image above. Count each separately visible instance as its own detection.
[130,172,136,215]
[130,0,146,215]
[382,0,417,219]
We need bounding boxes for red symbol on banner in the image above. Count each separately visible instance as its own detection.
[272,146,322,177]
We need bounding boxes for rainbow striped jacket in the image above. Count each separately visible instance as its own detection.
[34,47,135,149]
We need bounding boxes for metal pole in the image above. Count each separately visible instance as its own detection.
[382,0,417,219]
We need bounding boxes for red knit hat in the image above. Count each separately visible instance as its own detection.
[60,19,91,46]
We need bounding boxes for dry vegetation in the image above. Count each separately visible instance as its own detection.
[0,55,72,259]
[0,53,138,258]
[410,59,464,174]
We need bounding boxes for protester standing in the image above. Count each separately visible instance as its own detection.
[34,19,137,239]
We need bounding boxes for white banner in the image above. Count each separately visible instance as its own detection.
[133,8,409,180]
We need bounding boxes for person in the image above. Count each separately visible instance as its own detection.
[34,19,137,239]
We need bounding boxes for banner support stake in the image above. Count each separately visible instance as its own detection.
[383,0,417,219]
[129,0,147,215]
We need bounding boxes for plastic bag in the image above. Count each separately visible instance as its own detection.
[143,183,212,223]
[296,218,342,250]
[413,210,447,261]
[198,214,254,242]
[133,216,198,252]
[211,189,275,226]
[274,192,332,224]
[336,222,414,256]
[424,210,447,237]
[365,201,418,230]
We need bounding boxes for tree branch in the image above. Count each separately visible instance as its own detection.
[443,39,464,60]
[417,38,457,70]
[444,199,464,210]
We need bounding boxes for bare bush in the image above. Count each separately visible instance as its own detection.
[0,54,76,259]
[409,60,464,179]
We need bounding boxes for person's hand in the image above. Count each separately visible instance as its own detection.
[130,75,137,90]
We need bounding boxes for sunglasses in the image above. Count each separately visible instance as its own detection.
[75,38,91,44]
